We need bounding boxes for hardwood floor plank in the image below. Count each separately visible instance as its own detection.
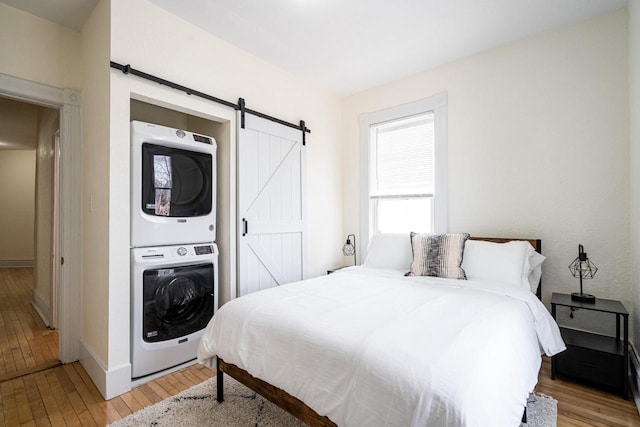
[146,378,172,400]
[75,409,98,427]
[66,390,92,422]
[154,375,179,397]
[0,379,20,426]
[163,371,190,393]
[129,386,154,408]
[34,370,66,426]
[65,364,109,426]
[139,383,163,405]
[109,396,134,418]
[104,400,125,425]
[23,374,49,423]
[173,369,198,389]
[13,377,33,425]
[0,268,59,382]
[119,391,145,413]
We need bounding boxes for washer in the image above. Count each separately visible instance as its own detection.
[131,243,218,379]
[131,120,217,247]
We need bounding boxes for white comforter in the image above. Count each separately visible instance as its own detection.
[198,267,565,427]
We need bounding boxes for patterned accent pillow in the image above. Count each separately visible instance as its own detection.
[407,232,470,279]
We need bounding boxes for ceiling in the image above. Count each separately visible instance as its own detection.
[0,0,629,95]
[147,0,628,95]
[0,0,98,31]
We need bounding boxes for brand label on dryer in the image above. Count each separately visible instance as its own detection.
[193,134,213,144]
[147,331,158,338]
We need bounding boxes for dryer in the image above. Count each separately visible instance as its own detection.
[131,243,218,379]
[131,121,217,247]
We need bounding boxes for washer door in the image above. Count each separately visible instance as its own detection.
[141,143,213,218]
[142,263,214,342]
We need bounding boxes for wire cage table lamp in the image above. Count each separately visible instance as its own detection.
[568,244,598,303]
[342,234,356,266]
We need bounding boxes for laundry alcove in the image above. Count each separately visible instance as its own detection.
[130,99,233,306]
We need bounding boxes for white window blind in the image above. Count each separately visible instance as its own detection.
[369,112,435,234]
[371,113,435,198]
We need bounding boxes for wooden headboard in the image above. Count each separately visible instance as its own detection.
[469,237,541,254]
[469,237,543,300]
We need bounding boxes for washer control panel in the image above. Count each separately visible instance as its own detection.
[136,243,217,261]
[169,244,214,258]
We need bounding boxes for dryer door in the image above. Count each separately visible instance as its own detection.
[142,263,215,342]
[141,143,213,218]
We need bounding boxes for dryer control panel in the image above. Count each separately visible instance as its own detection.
[194,245,214,255]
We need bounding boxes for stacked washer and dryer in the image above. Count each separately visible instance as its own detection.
[130,121,218,380]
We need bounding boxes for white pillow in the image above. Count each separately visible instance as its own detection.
[461,240,545,291]
[526,251,546,292]
[363,233,413,270]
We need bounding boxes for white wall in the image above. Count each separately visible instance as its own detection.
[342,9,630,334]
[0,150,36,263]
[79,0,113,394]
[630,0,640,348]
[0,3,81,90]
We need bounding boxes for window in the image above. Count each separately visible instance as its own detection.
[370,113,434,234]
[359,94,448,259]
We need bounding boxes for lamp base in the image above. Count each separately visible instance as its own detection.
[571,292,596,303]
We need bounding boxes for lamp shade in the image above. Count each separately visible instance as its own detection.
[342,234,356,265]
[568,244,597,303]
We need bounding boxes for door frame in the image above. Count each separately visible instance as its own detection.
[51,129,61,329]
[0,73,82,363]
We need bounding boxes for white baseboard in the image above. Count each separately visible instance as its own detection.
[31,288,51,327]
[79,339,131,400]
[0,260,35,268]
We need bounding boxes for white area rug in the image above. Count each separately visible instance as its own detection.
[109,376,557,427]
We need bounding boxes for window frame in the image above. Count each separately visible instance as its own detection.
[358,93,448,262]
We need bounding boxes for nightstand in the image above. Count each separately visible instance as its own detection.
[551,292,628,399]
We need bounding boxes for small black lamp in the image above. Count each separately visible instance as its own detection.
[342,234,356,266]
[568,244,597,303]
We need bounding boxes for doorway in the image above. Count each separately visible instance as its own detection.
[0,96,61,381]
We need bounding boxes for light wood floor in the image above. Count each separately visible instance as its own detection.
[537,357,640,426]
[0,361,216,426]
[0,268,60,383]
[1,268,638,425]
[0,356,638,426]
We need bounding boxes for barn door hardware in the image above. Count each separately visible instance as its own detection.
[110,61,311,144]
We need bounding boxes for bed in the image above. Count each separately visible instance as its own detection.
[198,235,566,427]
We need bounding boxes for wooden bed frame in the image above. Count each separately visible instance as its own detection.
[215,237,542,426]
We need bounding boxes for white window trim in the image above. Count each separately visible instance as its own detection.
[359,93,448,262]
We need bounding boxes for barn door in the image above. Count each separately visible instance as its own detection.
[237,113,306,296]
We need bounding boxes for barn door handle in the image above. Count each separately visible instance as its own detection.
[242,218,248,236]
